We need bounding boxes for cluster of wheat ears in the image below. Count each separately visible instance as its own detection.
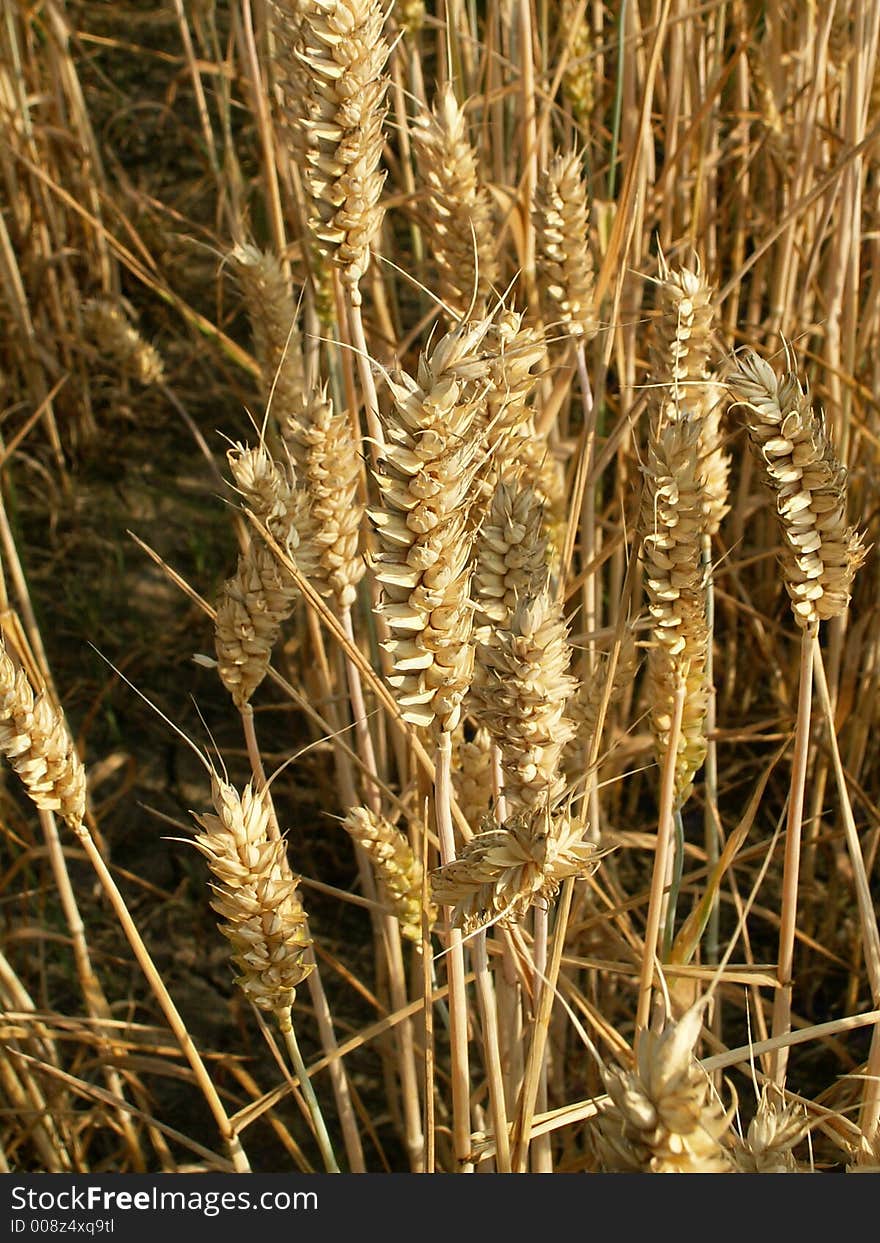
[1,0,880,1174]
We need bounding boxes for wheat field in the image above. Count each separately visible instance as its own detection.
[0,0,879,1174]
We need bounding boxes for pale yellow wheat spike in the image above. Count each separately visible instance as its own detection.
[732,1086,808,1173]
[469,309,565,558]
[564,626,639,784]
[472,476,549,638]
[273,0,390,302]
[0,641,86,831]
[562,3,594,130]
[343,805,432,945]
[412,83,500,320]
[533,148,597,341]
[591,1005,735,1173]
[641,419,710,807]
[471,586,578,817]
[728,351,866,629]
[651,256,729,535]
[81,297,164,386]
[369,316,501,733]
[650,254,717,426]
[396,0,425,33]
[215,444,302,708]
[228,244,307,426]
[285,386,365,610]
[452,725,495,829]
[192,776,313,1022]
[430,807,602,935]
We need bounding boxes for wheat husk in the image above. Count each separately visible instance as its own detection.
[285,386,365,609]
[641,418,710,806]
[273,0,390,300]
[81,298,164,386]
[472,477,549,637]
[592,1005,735,1173]
[192,776,313,1018]
[728,351,866,629]
[369,317,501,733]
[732,1086,807,1173]
[471,587,578,816]
[533,149,597,341]
[228,244,307,427]
[430,808,603,934]
[343,805,432,944]
[452,725,495,830]
[412,84,499,320]
[215,444,303,708]
[0,641,86,831]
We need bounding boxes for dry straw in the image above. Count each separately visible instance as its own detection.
[727,351,866,629]
[0,640,86,831]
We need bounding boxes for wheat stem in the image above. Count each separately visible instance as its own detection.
[636,679,687,1037]
[770,627,815,1085]
[280,1015,340,1173]
[472,933,511,1172]
[435,728,473,1172]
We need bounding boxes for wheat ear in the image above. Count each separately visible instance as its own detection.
[592,1005,735,1173]
[412,83,499,320]
[81,297,165,386]
[214,443,303,709]
[728,350,866,1083]
[343,805,433,945]
[228,243,307,426]
[191,774,339,1171]
[0,640,86,830]
[533,148,597,342]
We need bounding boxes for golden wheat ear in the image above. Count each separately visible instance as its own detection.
[0,640,86,831]
[640,417,711,807]
[191,774,313,1022]
[343,805,434,946]
[732,1085,809,1173]
[81,297,164,386]
[591,1005,735,1173]
[533,148,597,343]
[274,0,390,302]
[430,806,603,935]
[727,350,866,629]
[412,82,500,321]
